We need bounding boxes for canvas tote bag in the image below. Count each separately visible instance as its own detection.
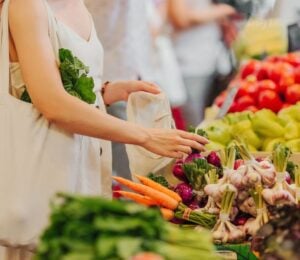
[0,0,78,247]
[125,92,175,179]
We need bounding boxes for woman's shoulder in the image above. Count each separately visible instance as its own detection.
[7,0,48,26]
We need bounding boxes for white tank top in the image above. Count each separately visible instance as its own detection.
[8,1,112,199]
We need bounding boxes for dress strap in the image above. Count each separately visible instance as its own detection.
[0,0,11,98]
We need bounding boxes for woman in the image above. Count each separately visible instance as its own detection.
[0,0,207,258]
[169,0,237,126]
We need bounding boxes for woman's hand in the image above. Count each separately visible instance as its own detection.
[102,80,161,105]
[141,128,209,159]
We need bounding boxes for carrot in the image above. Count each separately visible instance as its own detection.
[160,208,175,221]
[135,175,182,202]
[113,176,178,210]
[114,190,158,206]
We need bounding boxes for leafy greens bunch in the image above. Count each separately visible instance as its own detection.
[35,193,218,260]
[21,48,96,104]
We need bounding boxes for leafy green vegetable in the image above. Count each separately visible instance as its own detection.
[147,173,170,188]
[35,193,219,260]
[286,161,298,182]
[188,126,208,139]
[272,143,291,173]
[21,48,96,104]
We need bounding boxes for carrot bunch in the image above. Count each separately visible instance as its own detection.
[113,175,181,221]
[113,175,217,229]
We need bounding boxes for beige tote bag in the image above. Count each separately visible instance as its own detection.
[125,92,175,179]
[0,0,77,247]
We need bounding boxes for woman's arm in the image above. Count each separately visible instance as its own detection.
[9,0,207,158]
[168,0,236,30]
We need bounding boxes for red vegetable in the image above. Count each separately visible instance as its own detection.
[257,89,283,113]
[285,84,300,104]
[228,101,240,113]
[269,62,295,93]
[283,52,300,67]
[172,163,187,182]
[294,67,300,83]
[236,95,256,110]
[207,151,221,168]
[174,183,194,204]
[184,153,204,163]
[236,81,258,100]
[256,62,273,81]
[256,79,279,93]
[240,60,261,79]
[244,105,258,113]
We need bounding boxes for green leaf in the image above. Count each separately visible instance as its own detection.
[74,75,96,104]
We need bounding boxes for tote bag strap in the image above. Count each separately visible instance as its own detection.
[0,0,60,102]
[0,0,11,101]
[42,0,60,63]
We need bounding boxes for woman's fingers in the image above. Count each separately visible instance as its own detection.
[139,81,161,94]
[178,130,209,145]
[176,145,192,155]
[179,138,206,152]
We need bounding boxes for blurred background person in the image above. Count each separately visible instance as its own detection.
[147,0,187,130]
[169,0,238,127]
[85,0,155,180]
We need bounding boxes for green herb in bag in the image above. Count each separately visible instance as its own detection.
[21,48,96,104]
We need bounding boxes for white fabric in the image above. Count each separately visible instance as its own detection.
[172,0,231,77]
[146,1,187,107]
[0,0,111,253]
[126,92,175,179]
[85,0,154,81]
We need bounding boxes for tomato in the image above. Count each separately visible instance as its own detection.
[279,72,295,93]
[256,61,273,81]
[283,53,300,67]
[228,101,240,113]
[285,84,300,104]
[269,62,295,93]
[282,103,292,109]
[214,91,227,107]
[258,89,283,113]
[294,67,300,83]
[244,105,258,112]
[236,80,258,100]
[266,55,285,63]
[236,95,256,111]
[256,79,279,93]
[240,60,261,79]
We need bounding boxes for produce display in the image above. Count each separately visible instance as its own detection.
[251,205,300,260]
[201,105,300,152]
[118,142,300,250]
[113,175,216,229]
[214,53,300,114]
[36,193,219,260]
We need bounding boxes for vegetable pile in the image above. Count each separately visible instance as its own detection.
[167,142,300,245]
[21,48,96,104]
[214,53,300,114]
[36,194,218,260]
[251,205,300,260]
[201,105,300,152]
[113,175,216,229]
